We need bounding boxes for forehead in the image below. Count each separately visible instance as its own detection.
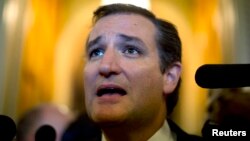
[88,14,157,43]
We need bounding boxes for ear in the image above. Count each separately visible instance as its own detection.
[163,62,182,95]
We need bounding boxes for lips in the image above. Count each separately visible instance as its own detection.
[96,85,127,97]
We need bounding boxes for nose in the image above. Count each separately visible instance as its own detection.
[98,48,121,77]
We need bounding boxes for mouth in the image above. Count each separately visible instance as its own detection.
[96,86,127,97]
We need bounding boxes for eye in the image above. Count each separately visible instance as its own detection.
[123,46,141,57]
[89,48,104,59]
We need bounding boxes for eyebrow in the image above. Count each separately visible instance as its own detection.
[86,36,102,51]
[86,33,146,51]
[117,34,145,46]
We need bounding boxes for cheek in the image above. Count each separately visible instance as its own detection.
[127,63,163,95]
[83,63,97,85]
[83,68,90,93]
[83,64,96,100]
[128,67,165,115]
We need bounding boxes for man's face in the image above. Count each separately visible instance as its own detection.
[84,14,167,126]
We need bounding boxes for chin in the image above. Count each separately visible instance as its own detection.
[92,113,125,126]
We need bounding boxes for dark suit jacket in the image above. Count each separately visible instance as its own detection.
[167,119,203,141]
[62,114,203,141]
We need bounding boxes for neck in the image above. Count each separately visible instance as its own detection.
[102,111,166,141]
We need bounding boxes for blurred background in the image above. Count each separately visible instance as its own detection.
[0,0,249,136]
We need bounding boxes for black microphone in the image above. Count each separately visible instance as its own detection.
[195,64,250,88]
[35,125,56,141]
[0,115,16,141]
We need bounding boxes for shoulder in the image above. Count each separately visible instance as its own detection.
[167,119,204,141]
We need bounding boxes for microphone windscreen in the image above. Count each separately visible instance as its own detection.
[0,115,16,141]
[35,125,56,141]
[195,64,250,88]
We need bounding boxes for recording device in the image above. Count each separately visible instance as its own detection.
[197,64,250,140]
[195,64,250,88]
[35,125,56,141]
[0,115,16,141]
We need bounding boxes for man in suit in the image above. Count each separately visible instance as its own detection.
[83,3,202,141]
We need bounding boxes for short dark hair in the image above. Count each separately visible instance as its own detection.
[91,3,182,115]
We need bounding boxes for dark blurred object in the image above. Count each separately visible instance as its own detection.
[35,125,56,141]
[202,88,250,139]
[195,64,250,88]
[0,115,16,141]
[201,120,219,138]
[62,113,102,141]
[16,103,72,141]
